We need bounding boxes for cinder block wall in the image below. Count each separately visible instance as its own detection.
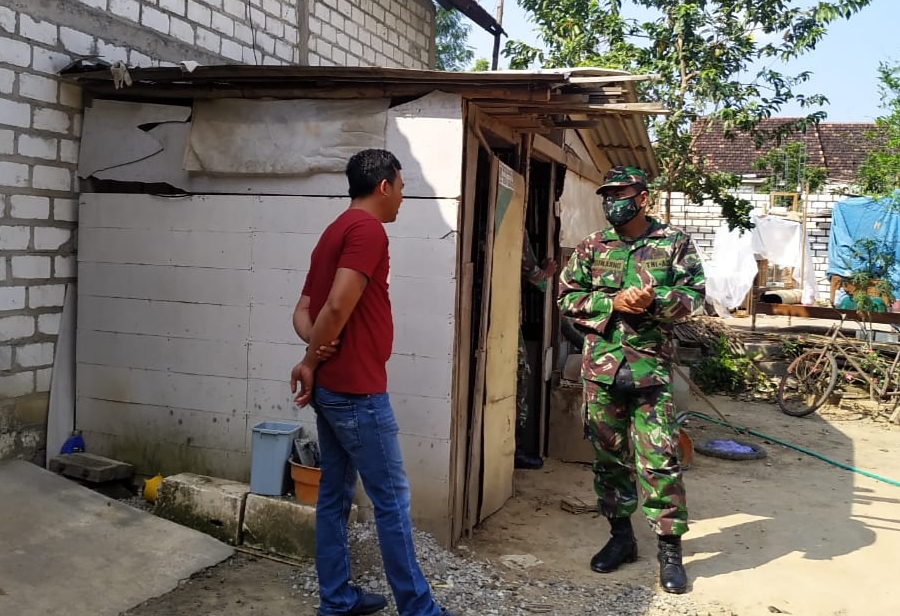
[665,186,844,302]
[0,0,435,463]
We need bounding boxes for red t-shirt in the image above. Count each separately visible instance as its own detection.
[301,208,393,394]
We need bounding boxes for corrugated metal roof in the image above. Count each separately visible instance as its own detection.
[62,65,662,177]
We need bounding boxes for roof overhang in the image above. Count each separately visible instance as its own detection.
[62,65,663,179]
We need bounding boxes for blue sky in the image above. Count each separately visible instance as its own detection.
[465,0,896,122]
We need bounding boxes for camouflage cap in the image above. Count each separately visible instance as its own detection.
[596,165,649,195]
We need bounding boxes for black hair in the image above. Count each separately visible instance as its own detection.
[346,149,402,199]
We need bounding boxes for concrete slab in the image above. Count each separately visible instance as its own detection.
[0,460,233,616]
[242,493,358,559]
[155,473,250,545]
[48,451,134,483]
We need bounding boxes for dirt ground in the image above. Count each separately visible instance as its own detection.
[123,393,899,616]
[471,395,900,616]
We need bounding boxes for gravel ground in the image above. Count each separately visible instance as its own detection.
[285,522,734,616]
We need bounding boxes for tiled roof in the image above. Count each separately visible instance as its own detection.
[691,118,882,183]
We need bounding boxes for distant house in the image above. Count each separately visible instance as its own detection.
[690,118,881,187]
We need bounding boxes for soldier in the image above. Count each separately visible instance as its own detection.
[557,166,705,594]
[516,232,556,470]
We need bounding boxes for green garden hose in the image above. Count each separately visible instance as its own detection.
[687,411,900,488]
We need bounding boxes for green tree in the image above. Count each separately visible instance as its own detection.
[435,5,475,71]
[473,57,490,72]
[857,61,900,196]
[753,141,827,195]
[506,0,874,230]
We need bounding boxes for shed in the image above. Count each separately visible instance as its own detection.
[64,65,661,546]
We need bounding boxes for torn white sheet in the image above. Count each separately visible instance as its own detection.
[184,98,389,175]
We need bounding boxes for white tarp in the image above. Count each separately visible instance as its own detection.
[184,98,389,175]
[704,212,817,316]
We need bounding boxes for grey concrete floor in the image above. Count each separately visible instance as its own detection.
[0,460,233,616]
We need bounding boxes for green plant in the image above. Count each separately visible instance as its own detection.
[857,61,900,199]
[690,336,759,395]
[781,335,807,359]
[434,4,474,71]
[753,141,828,196]
[505,0,875,231]
[845,238,896,315]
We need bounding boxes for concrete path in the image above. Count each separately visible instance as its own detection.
[0,460,233,616]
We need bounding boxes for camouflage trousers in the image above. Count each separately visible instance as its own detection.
[516,329,531,428]
[583,378,688,536]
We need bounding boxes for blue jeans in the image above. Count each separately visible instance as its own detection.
[312,385,441,616]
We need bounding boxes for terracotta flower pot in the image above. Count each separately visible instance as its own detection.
[289,460,321,506]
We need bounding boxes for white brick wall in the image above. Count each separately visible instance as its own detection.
[666,185,846,301]
[307,0,434,68]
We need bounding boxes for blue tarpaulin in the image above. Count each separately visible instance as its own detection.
[827,193,900,298]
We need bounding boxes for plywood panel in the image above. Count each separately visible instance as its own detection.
[77,330,248,378]
[252,197,346,233]
[80,194,253,231]
[387,354,453,400]
[392,307,454,359]
[77,364,246,414]
[78,263,251,305]
[386,91,464,199]
[79,227,251,269]
[481,162,525,519]
[78,296,249,341]
[77,398,247,453]
[389,199,460,237]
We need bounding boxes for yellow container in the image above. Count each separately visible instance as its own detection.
[143,473,163,503]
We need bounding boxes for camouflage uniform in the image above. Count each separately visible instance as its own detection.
[557,214,705,536]
[518,233,549,428]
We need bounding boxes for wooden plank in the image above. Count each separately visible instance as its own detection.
[754,303,900,325]
[480,162,525,520]
[471,105,518,145]
[533,134,605,186]
[387,354,454,400]
[465,157,499,536]
[539,163,559,456]
[78,295,250,341]
[566,74,660,84]
[79,194,253,231]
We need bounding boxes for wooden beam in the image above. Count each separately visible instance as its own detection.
[533,134,604,185]
[566,73,661,84]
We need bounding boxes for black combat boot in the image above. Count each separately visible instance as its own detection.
[657,535,688,594]
[590,517,638,573]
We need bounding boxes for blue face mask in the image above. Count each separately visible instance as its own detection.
[603,195,640,227]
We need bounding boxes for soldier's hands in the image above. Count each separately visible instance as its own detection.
[613,290,643,314]
[614,286,655,313]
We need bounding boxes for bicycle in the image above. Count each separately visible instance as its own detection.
[777,311,900,417]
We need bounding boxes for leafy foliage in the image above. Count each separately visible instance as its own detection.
[473,57,490,72]
[857,62,900,196]
[506,0,874,230]
[845,238,896,314]
[752,141,828,195]
[690,336,758,395]
[434,5,475,71]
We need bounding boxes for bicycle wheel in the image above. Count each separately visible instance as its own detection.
[777,351,838,417]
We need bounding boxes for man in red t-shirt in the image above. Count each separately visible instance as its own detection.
[290,150,454,616]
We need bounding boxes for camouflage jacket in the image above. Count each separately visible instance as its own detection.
[557,218,705,387]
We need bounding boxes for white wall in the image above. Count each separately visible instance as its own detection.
[74,92,464,540]
[0,0,437,463]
